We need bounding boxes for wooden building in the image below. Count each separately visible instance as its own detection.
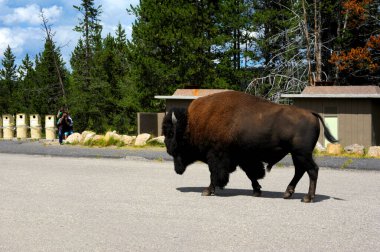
[137,89,229,136]
[155,89,230,113]
[282,86,380,147]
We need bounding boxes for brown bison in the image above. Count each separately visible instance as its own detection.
[162,91,337,202]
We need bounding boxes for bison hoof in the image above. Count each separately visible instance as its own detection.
[283,190,295,199]
[302,195,314,203]
[201,189,215,196]
[283,186,295,199]
[253,189,262,197]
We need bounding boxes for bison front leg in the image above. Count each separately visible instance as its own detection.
[202,168,230,196]
[202,154,234,196]
[201,180,215,196]
[240,161,265,197]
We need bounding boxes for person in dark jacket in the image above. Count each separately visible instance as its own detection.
[57,111,73,144]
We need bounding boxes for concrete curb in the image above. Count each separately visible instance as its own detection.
[0,140,379,170]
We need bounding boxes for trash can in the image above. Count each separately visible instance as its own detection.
[3,114,15,139]
[16,113,28,139]
[137,112,165,136]
[45,115,56,140]
[30,114,42,139]
[0,115,2,139]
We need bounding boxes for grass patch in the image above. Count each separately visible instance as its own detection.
[146,140,165,147]
[340,158,353,169]
[106,136,122,146]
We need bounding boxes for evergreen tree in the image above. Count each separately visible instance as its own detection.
[33,38,68,115]
[17,54,33,81]
[128,0,253,111]
[11,54,35,113]
[70,0,104,132]
[99,31,140,133]
[0,45,17,114]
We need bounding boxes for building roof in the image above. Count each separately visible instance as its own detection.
[281,86,380,98]
[155,89,230,100]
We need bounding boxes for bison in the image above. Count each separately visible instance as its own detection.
[162,91,337,202]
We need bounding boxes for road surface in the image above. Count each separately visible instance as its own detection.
[0,153,379,251]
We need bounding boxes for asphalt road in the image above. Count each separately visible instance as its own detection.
[0,140,379,170]
[0,153,379,251]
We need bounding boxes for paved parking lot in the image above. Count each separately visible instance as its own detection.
[0,153,379,251]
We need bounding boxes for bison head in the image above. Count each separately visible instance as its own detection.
[162,108,195,175]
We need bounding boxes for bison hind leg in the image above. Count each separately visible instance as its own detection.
[286,152,319,203]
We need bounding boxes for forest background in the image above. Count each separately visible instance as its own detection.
[0,0,379,134]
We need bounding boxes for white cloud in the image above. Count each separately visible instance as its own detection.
[0,25,80,68]
[1,4,62,25]
[0,0,139,69]
[0,27,44,65]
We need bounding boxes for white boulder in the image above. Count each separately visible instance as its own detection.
[367,146,380,157]
[148,136,165,145]
[66,133,82,144]
[134,133,151,146]
[344,144,364,155]
[121,135,136,145]
[82,131,96,143]
[326,143,342,155]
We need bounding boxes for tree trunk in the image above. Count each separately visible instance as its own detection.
[314,0,322,82]
[302,0,313,85]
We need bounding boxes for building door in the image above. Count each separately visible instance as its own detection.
[324,116,338,147]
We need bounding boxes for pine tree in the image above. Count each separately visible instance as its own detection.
[33,38,68,115]
[0,45,17,114]
[11,54,35,113]
[100,30,140,133]
[18,54,33,81]
[70,0,104,132]
[128,0,250,111]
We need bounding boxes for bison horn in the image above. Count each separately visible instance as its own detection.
[172,113,177,125]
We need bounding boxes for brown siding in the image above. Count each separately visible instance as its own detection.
[293,98,374,147]
[340,100,351,145]
[373,100,380,145]
[361,100,372,146]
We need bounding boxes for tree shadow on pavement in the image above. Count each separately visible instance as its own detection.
[176,187,344,203]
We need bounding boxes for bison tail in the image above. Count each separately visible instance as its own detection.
[312,112,338,143]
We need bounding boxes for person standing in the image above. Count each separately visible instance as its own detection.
[57,111,73,144]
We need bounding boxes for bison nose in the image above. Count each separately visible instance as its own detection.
[174,156,186,175]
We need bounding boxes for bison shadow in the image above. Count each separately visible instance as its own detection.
[176,187,343,202]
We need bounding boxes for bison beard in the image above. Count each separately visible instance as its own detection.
[162,91,338,203]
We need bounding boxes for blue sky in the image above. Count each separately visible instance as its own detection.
[0,0,139,69]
